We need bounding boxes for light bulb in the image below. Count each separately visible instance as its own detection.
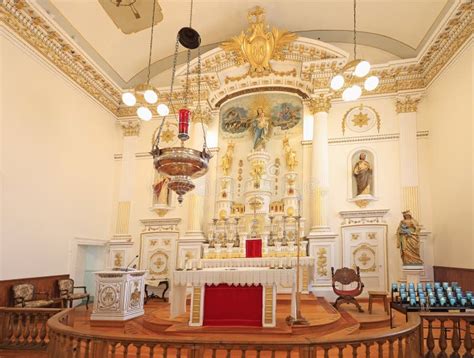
[144,89,158,104]
[122,92,136,106]
[354,60,371,77]
[157,103,170,116]
[330,74,344,90]
[137,106,152,121]
[342,87,353,101]
[351,85,362,100]
[364,76,379,91]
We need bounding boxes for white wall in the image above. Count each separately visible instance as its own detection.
[0,33,121,279]
[418,42,474,269]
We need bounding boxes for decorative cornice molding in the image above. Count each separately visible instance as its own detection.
[140,218,181,232]
[300,130,429,146]
[0,0,121,114]
[307,94,332,114]
[339,209,390,225]
[396,96,422,113]
[2,1,471,118]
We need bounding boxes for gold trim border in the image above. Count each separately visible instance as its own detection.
[1,1,471,117]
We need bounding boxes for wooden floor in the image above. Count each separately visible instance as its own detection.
[0,295,406,357]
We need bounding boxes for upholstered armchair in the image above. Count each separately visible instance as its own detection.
[58,279,90,309]
[12,283,54,308]
[331,266,365,312]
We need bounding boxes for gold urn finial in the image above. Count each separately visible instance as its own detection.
[247,6,265,25]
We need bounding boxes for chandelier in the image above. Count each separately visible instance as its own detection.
[329,0,379,101]
[150,0,211,204]
[120,0,169,120]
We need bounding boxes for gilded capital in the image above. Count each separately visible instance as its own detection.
[119,120,141,137]
[308,94,332,114]
[191,108,213,125]
[396,96,421,113]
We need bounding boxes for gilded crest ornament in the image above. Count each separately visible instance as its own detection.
[221,6,296,77]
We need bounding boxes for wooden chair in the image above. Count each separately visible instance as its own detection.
[58,279,90,309]
[12,283,54,308]
[331,266,365,313]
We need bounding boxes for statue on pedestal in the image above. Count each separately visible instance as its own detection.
[353,152,372,196]
[283,136,298,171]
[397,210,423,266]
[154,176,170,205]
[221,142,235,176]
[253,107,270,150]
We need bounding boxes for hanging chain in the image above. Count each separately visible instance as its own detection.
[197,46,208,150]
[146,0,157,84]
[184,49,191,108]
[353,0,357,60]
[153,36,180,149]
[189,0,194,28]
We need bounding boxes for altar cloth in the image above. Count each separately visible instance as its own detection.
[246,239,262,257]
[173,267,296,286]
[203,284,262,326]
[170,267,297,327]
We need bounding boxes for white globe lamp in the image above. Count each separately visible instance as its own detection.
[157,103,170,116]
[354,60,371,77]
[364,76,379,91]
[137,106,152,121]
[144,89,158,104]
[330,74,345,91]
[122,92,136,106]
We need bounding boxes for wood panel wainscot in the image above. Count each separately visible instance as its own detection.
[0,274,69,307]
[433,266,474,291]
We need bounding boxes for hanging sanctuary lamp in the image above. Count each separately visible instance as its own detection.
[329,0,379,101]
[150,0,211,204]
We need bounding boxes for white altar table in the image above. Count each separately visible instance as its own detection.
[171,267,296,327]
[188,257,314,292]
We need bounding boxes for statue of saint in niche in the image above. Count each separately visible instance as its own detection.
[253,107,270,150]
[397,210,423,266]
[353,152,373,196]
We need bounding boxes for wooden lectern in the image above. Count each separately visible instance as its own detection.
[91,269,146,321]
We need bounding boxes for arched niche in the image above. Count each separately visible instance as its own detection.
[347,147,378,208]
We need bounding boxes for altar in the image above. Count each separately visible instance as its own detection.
[171,267,297,327]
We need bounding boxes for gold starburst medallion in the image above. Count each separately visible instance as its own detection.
[161,128,175,143]
[352,112,369,127]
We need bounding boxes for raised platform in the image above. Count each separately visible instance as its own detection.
[70,294,401,342]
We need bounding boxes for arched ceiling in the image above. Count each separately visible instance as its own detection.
[36,0,452,89]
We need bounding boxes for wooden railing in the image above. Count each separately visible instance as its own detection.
[420,313,474,358]
[0,307,62,350]
[47,308,423,357]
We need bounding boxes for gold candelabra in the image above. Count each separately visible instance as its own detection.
[286,198,309,326]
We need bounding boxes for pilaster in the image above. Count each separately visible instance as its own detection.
[108,119,140,267]
[306,94,336,240]
[396,96,421,221]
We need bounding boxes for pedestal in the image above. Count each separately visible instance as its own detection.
[91,270,146,321]
[402,266,424,286]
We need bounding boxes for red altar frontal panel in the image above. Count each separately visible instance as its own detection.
[203,284,263,326]
[245,239,262,258]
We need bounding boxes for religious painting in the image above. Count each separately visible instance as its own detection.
[342,105,381,135]
[351,150,374,198]
[220,93,303,148]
